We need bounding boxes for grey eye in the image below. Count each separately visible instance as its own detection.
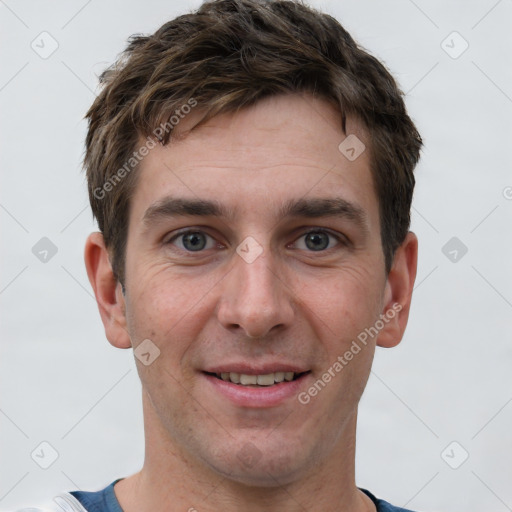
[181,231,208,251]
[294,230,342,252]
[305,232,330,251]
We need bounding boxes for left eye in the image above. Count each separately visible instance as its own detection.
[167,231,217,252]
[293,229,342,251]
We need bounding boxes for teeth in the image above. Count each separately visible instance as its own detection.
[216,371,301,386]
[257,374,275,386]
[240,374,257,385]
[274,372,285,382]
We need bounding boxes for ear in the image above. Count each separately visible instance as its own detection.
[376,231,418,348]
[84,232,132,349]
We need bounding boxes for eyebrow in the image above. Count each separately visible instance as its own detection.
[142,196,369,233]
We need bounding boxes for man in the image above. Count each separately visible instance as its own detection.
[16,0,422,510]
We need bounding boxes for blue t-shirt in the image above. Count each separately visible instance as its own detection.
[70,478,417,511]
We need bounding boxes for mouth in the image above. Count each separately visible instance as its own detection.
[203,370,311,387]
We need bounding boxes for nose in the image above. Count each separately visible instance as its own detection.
[216,243,295,339]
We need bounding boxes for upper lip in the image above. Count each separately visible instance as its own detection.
[203,363,310,375]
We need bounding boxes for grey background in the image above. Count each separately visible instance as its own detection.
[1,0,511,510]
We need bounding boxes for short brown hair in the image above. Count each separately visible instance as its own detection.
[84,0,422,286]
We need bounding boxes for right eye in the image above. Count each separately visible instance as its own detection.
[165,229,219,253]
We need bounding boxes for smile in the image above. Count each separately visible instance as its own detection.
[206,371,310,386]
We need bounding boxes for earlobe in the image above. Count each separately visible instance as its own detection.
[84,232,132,349]
[376,232,418,348]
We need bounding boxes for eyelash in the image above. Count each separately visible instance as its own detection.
[164,228,347,254]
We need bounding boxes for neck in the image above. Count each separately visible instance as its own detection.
[114,390,375,512]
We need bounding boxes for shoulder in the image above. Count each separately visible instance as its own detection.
[360,487,420,512]
[68,479,124,512]
[11,479,124,512]
[10,493,89,512]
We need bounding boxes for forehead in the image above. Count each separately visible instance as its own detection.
[160,94,367,171]
[130,93,379,231]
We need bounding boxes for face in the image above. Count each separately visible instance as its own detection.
[111,93,399,485]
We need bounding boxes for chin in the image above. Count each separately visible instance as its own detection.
[204,438,310,488]
[214,460,304,488]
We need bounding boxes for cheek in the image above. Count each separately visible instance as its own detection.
[125,276,206,411]
[301,266,383,339]
[126,266,218,366]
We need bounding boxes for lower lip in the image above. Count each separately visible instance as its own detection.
[202,372,311,408]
